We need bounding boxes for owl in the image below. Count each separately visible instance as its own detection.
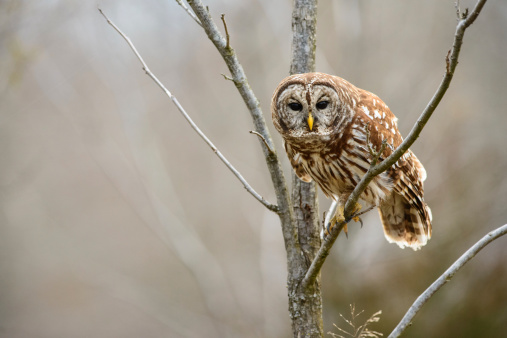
[271,72,432,250]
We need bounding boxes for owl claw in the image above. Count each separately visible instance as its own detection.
[323,204,362,238]
[324,206,346,237]
[354,215,364,228]
[351,203,363,227]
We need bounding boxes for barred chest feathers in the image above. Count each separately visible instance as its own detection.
[285,136,393,207]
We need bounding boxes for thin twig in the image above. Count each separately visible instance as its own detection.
[389,224,507,338]
[221,14,230,49]
[98,8,278,213]
[353,205,376,219]
[302,0,488,290]
[445,49,451,74]
[221,73,234,82]
[175,0,202,26]
[249,131,274,154]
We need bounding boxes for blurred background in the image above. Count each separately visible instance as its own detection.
[1,0,506,337]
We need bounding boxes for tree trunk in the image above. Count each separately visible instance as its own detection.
[287,0,324,337]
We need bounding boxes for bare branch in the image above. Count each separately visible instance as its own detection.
[445,49,451,74]
[220,14,230,50]
[389,224,507,338]
[302,0,488,289]
[353,205,376,219]
[455,0,461,20]
[175,0,202,27]
[183,0,297,257]
[221,73,234,82]
[98,8,278,213]
[249,131,274,154]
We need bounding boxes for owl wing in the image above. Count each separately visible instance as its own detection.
[356,90,432,249]
[379,151,432,250]
[285,143,312,182]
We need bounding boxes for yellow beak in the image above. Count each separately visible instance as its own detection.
[307,112,314,131]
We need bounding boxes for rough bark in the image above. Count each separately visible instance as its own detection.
[287,0,324,337]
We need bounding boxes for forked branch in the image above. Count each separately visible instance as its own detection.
[302,0,488,290]
[98,8,278,213]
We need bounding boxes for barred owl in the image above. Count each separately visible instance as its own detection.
[271,72,432,250]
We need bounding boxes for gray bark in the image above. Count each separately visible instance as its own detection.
[287,1,324,337]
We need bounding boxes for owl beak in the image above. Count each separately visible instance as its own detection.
[307,112,314,131]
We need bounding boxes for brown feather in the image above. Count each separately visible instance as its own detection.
[271,72,432,250]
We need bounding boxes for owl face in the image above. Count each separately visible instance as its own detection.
[272,74,351,145]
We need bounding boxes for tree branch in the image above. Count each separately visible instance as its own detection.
[389,223,507,338]
[98,8,278,213]
[302,0,488,290]
[183,0,298,264]
[249,131,275,154]
[220,14,230,50]
[175,0,202,26]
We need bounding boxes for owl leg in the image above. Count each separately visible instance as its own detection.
[325,206,345,237]
[325,203,362,237]
[345,203,363,236]
[351,204,362,224]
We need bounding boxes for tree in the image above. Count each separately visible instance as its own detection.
[100,0,507,336]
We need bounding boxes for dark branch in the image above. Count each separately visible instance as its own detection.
[302,0,488,290]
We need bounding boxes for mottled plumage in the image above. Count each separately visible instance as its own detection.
[271,72,432,250]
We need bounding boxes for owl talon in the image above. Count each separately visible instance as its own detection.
[354,215,364,228]
[324,206,346,237]
[350,203,363,227]
[324,204,363,238]
[324,216,336,236]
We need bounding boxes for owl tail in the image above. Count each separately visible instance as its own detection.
[378,192,432,251]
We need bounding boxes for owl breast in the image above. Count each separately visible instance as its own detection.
[285,120,393,207]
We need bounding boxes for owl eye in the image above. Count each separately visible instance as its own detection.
[316,101,329,110]
[288,102,303,111]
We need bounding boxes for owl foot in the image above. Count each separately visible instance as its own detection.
[351,203,362,225]
[325,206,345,237]
[324,203,362,238]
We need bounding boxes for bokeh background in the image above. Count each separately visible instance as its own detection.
[1,0,506,337]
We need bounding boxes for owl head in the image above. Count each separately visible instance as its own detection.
[271,72,358,147]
